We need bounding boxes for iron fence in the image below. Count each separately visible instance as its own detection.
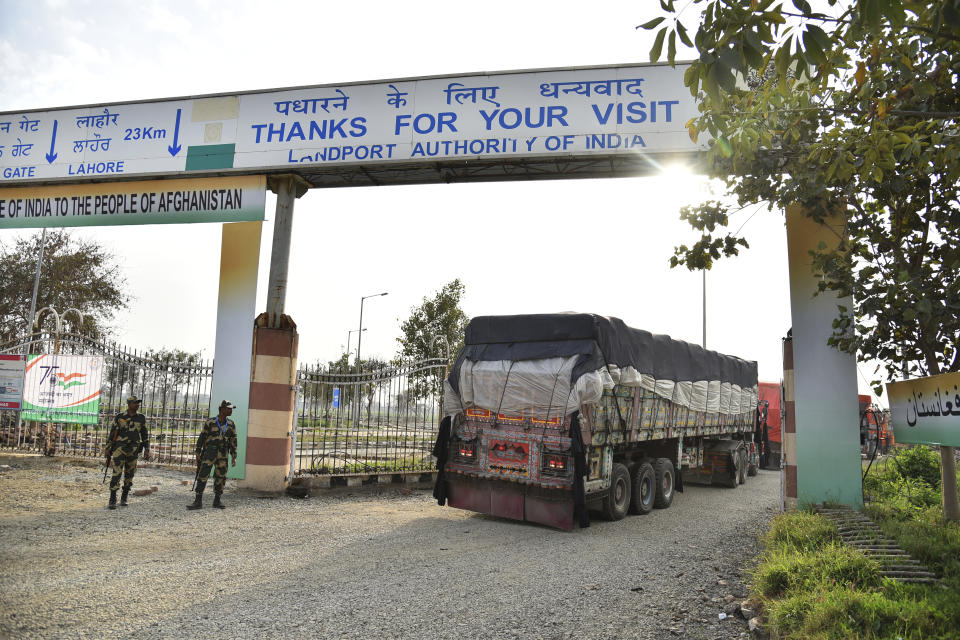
[1,332,450,479]
[0,332,212,468]
[294,358,448,477]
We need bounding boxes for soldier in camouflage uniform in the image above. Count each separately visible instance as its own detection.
[187,400,238,510]
[105,396,150,509]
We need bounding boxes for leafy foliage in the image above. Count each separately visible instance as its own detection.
[396,279,469,398]
[0,230,129,339]
[643,0,960,388]
[864,445,946,509]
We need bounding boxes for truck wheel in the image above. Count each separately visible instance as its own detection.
[653,458,675,509]
[720,450,739,488]
[602,463,631,521]
[630,461,655,515]
[737,449,747,485]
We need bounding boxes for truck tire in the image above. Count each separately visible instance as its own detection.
[720,450,739,488]
[630,461,655,515]
[653,458,675,509]
[737,448,747,485]
[602,463,631,521]
[747,447,759,477]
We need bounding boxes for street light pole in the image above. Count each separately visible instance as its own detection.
[346,328,366,366]
[26,229,48,340]
[355,292,388,377]
[355,292,387,425]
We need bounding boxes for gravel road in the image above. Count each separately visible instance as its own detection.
[0,453,780,640]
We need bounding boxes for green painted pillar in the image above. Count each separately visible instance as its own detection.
[784,204,863,509]
[210,221,262,480]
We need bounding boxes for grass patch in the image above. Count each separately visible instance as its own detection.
[751,446,960,639]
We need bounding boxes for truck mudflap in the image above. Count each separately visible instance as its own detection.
[447,478,575,530]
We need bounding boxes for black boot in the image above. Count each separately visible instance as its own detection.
[120,488,129,507]
[187,492,203,510]
[212,493,225,509]
[108,490,117,510]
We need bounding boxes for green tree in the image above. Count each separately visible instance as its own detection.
[396,279,469,397]
[0,230,129,339]
[644,0,960,519]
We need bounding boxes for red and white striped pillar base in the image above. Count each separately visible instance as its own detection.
[782,335,797,511]
[238,314,298,492]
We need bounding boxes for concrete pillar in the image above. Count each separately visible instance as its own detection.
[784,204,863,508]
[211,221,262,481]
[239,175,307,491]
[265,175,309,329]
[238,313,298,491]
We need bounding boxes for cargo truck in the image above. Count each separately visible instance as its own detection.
[433,313,760,530]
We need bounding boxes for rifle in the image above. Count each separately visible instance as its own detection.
[191,454,201,490]
[102,425,119,484]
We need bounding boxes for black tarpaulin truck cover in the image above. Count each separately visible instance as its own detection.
[448,313,757,393]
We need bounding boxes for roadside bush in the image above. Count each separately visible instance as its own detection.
[863,446,945,510]
[891,446,942,488]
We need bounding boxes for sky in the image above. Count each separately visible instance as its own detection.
[0,0,883,400]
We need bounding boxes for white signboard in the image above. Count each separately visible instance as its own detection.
[0,63,698,185]
[0,355,26,410]
[22,354,103,424]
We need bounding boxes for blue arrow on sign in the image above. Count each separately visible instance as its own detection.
[167,108,182,157]
[45,119,58,164]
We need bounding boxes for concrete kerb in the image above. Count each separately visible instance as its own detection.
[290,471,438,492]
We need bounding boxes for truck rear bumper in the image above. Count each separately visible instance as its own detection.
[447,479,574,530]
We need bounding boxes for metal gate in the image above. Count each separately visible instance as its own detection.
[294,358,447,477]
[0,333,212,467]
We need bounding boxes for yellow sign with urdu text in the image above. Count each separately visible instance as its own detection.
[887,371,960,447]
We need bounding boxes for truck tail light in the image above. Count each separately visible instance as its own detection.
[541,451,569,476]
[454,439,477,463]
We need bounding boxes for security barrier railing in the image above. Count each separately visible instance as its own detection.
[294,358,447,477]
[0,333,212,468]
[1,333,449,479]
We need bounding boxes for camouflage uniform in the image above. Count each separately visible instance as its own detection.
[106,410,149,492]
[194,415,237,497]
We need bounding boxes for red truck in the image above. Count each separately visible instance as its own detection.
[433,313,761,530]
[757,382,782,469]
[752,384,892,468]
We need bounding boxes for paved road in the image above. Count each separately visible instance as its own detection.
[0,454,780,639]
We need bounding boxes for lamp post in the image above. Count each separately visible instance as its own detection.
[355,292,388,376]
[355,292,387,424]
[346,328,366,367]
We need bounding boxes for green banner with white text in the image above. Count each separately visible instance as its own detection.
[0,175,265,228]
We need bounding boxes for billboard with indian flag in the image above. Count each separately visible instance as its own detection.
[21,354,103,424]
